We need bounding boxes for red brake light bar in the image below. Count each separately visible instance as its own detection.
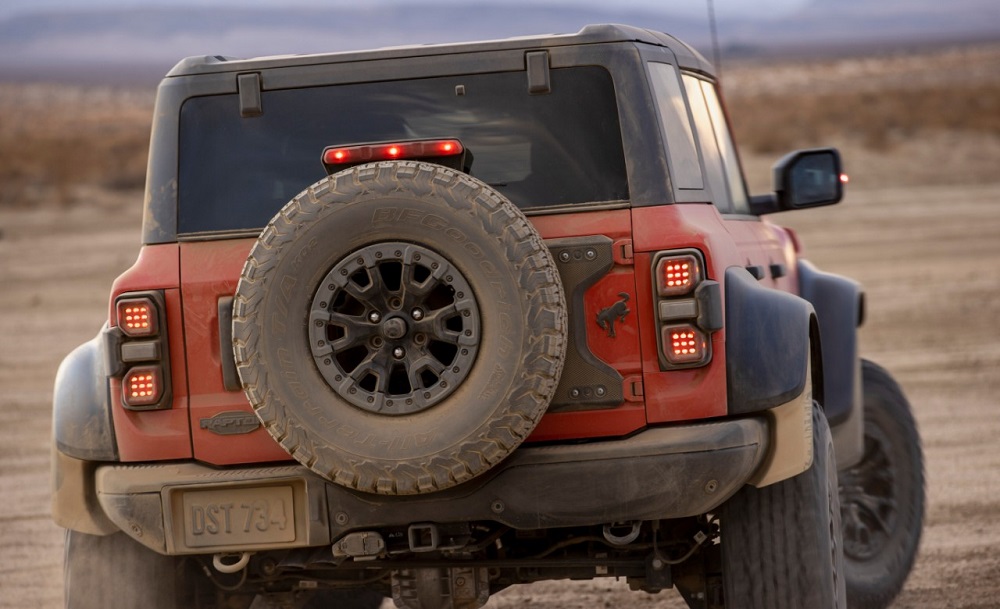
[323,139,464,167]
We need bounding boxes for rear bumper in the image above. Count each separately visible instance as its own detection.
[94,417,768,555]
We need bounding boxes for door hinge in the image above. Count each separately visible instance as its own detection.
[624,375,644,402]
[613,239,634,266]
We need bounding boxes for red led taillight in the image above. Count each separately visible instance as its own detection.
[116,298,158,337]
[656,254,701,297]
[323,139,464,166]
[122,366,163,408]
[662,325,708,366]
[108,291,171,410]
[651,249,718,370]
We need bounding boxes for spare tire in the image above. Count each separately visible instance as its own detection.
[233,161,567,495]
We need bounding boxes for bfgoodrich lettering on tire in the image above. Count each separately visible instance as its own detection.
[232,161,567,495]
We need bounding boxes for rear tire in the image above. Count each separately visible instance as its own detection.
[839,360,924,609]
[64,531,223,609]
[721,404,846,609]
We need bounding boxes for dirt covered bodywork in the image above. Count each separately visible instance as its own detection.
[52,24,923,609]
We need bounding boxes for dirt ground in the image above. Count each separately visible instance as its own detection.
[2,48,1000,608]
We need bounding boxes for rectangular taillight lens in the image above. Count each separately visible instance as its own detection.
[116,297,158,337]
[655,254,701,297]
[662,325,709,366]
[123,365,163,408]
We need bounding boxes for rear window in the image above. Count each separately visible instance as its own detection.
[177,66,629,235]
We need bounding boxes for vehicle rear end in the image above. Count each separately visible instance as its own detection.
[52,26,839,609]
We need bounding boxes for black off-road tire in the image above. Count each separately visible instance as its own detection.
[839,360,924,609]
[64,531,229,609]
[233,161,566,495]
[721,404,846,609]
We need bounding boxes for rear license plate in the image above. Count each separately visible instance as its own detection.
[181,486,295,548]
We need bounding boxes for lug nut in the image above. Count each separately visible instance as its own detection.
[369,311,381,323]
[411,308,424,321]
[393,347,406,359]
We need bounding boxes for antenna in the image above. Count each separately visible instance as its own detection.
[707,0,723,81]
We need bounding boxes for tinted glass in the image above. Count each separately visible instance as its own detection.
[648,62,703,190]
[177,67,629,234]
[700,80,749,214]
[682,74,729,211]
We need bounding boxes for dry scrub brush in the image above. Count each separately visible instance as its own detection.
[727,81,1000,154]
[0,84,152,206]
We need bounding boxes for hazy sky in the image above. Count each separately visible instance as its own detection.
[0,0,809,20]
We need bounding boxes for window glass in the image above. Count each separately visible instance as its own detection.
[682,74,730,212]
[648,63,703,190]
[701,80,750,214]
[177,67,629,234]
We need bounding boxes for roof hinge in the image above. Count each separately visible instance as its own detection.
[525,50,551,94]
[612,238,634,266]
[238,72,263,118]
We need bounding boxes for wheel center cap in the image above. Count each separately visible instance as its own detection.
[381,317,408,340]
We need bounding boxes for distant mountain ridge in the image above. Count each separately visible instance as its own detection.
[2,1,998,84]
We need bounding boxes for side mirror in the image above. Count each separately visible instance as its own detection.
[750,148,844,215]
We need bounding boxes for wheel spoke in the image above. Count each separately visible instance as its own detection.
[311,309,375,355]
[350,350,390,382]
[853,494,895,534]
[419,300,476,346]
[400,259,434,301]
[407,354,447,389]
[342,267,390,310]
[329,312,375,351]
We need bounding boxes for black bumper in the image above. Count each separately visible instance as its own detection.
[95,417,768,555]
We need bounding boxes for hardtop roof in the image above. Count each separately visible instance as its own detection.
[166,23,715,78]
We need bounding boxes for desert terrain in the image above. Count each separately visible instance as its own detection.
[1,44,998,608]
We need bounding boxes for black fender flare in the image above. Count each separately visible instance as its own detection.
[53,329,119,534]
[725,267,815,415]
[53,329,117,461]
[797,260,864,426]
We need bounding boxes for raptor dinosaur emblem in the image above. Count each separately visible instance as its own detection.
[596,292,631,338]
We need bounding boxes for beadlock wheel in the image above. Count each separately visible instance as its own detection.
[232,161,567,495]
[309,241,481,416]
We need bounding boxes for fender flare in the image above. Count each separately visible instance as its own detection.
[725,267,814,415]
[53,330,117,461]
[797,260,864,426]
[52,330,118,534]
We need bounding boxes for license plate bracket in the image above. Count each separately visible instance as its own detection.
[179,485,296,549]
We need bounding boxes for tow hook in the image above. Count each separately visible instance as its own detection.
[213,551,253,574]
[603,521,642,546]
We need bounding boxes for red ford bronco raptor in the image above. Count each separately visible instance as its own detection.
[52,24,925,609]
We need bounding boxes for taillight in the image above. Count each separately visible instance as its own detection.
[123,365,164,408]
[108,291,171,410]
[651,249,720,370]
[662,325,709,366]
[322,139,465,168]
[655,254,702,297]
[116,297,158,336]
